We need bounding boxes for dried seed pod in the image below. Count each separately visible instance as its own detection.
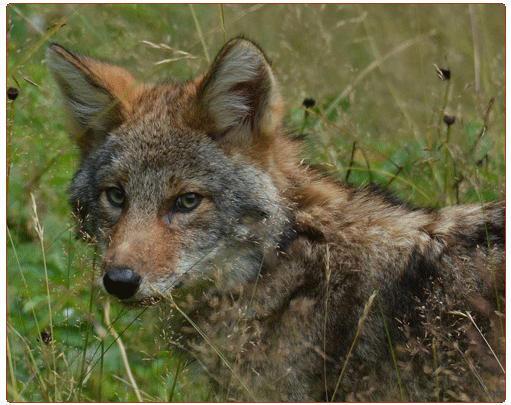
[7,87,19,101]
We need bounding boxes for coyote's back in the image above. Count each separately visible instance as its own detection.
[48,38,505,401]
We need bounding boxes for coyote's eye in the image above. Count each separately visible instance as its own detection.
[105,187,125,208]
[175,193,202,212]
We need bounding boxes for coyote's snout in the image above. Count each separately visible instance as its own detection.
[49,38,505,401]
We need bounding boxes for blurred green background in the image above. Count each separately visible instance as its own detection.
[7,4,505,402]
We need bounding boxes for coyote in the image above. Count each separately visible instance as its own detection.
[48,38,505,401]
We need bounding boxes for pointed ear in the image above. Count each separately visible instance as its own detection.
[195,38,283,144]
[47,43,141,156]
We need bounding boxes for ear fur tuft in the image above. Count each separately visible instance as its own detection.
[197,39,282,141]
[47,44,140,155]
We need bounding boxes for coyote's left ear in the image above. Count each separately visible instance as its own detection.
[195,38,283,143]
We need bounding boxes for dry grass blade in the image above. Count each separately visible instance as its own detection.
[103,299,143,402]
[331,291,376,401]
[450,310,505,375]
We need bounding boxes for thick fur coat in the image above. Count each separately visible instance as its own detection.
[48,38,505,401]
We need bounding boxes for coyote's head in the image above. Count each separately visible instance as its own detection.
[48,39,295,303]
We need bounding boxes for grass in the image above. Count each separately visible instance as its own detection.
[6,4,505,402]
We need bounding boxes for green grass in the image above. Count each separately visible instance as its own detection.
[7,4,505,402]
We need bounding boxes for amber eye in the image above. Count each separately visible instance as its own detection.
[105,187,125,208]
[175,193,202,212]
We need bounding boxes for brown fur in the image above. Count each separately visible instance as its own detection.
[48,38,505,401]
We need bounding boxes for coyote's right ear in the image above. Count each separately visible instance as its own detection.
[47,44,141,156]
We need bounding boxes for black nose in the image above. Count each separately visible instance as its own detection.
[103,268,141,300]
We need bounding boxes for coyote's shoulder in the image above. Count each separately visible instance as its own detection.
[48,38,505,401]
